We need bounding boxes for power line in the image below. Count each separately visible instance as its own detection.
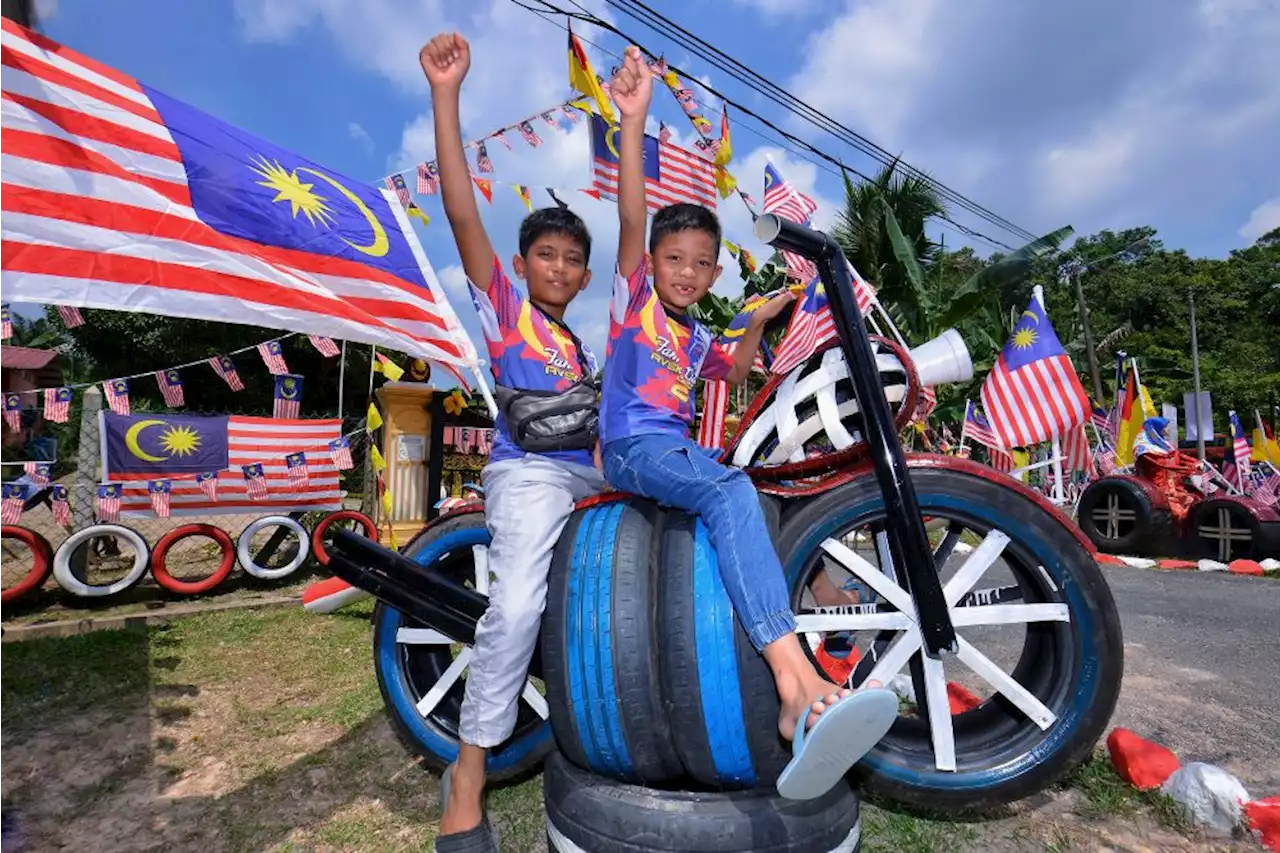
[593,0,1038,242]
[511,1,1017,252]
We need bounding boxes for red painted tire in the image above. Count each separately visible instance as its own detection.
[150,524,236,595]
[1,526,54,604]
[311,510,378,567]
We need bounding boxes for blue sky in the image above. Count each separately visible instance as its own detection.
[29,0,1280,373]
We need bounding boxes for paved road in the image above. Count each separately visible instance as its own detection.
[1102,564,1280,790]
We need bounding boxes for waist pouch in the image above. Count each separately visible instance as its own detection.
[494,381,599,453]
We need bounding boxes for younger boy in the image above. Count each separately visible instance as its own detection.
[603,47,897,801]
[421,32,604,848]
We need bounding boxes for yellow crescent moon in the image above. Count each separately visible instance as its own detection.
[605,124,622,160]
[639,290,665,348]
[296,167,389,258]
[764,170,775,189]
[281,380,298,399]
[515,302,548,355]
[1020,309,1039,325]
[125,419,168,463]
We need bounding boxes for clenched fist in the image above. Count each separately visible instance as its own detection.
[610,45,652,120]
[420,32,470,91]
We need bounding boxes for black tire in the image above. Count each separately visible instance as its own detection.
[373,510,552,783]
[543,751,862,853]
[543,499,683,784]
[1188,498,1265,562]
[658,495,791,789]
[1076,477,1155,554]
[779,467,1124,812]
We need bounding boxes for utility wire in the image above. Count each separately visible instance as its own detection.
[513,0,1017,252]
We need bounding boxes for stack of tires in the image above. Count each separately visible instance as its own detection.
[538,496,863,853]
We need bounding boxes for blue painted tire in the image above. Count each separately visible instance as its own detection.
[541,499,683,784]
[657,497,791,790]
[778,468,1124,811]
[372,511,553,783]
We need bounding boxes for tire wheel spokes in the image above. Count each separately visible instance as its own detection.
[796,517,1070,773]
[1093,492,1137,542]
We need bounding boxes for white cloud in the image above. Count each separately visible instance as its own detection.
[731,0,817,17]
[436,263,470,299]
[34,0,58,20]
[1239,198,1280,243]
[347,121,374,156]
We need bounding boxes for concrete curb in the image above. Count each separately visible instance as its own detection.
[0,594,302,643]
[1097,554,1279,576]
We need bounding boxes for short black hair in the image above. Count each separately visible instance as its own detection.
[649,203,721,253]
[518,207,592,263]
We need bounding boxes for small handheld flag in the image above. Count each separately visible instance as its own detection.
[273,374,303,419]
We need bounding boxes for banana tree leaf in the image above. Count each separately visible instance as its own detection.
[936,226,1075,329]
[882,199,928,311]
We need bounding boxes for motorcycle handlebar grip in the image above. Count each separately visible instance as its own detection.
[754,213,836,262]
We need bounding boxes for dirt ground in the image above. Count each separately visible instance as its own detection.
[1,602,1263,853]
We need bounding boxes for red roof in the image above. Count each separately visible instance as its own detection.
[1,346,60,370]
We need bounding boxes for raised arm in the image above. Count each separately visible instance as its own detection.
[722,291,795,386]
[611,46,652,277]
[420,33,494,290]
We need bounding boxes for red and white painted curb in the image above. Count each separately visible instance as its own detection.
[1107,727,1279,848]
[301,577,370,613]
[1096,554,1279,576]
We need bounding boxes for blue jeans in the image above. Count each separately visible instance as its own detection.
[603,433,797,651]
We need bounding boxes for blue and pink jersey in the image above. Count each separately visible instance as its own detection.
[469,257,597,466]
[600,259,735,446]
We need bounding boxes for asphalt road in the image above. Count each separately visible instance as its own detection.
[1101,564,1280,791]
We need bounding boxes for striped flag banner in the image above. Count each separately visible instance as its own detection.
[104,378,130,415]
[258,341,289,375]
[209,355,244,391]
[196,470,218,501]
[328,436,354,470]
[56,304,84,327]
[0,20,478,370]
[1228,410,1251,482]
[308,334,340,357]
[149,479,172,518]
[155,368,184,407]
[1,483,27,524]
[273,374,303,419]
[589,114,717,212]
[23,461,51,486]
[1,305,11,339]
[96,483,121,521]
[101,414,343,516]
[51,483,71,525]
[44,387,72,422]
[285,451,309,487]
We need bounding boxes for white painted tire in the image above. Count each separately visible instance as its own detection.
[52,524,151,598]
[237,516,310,580]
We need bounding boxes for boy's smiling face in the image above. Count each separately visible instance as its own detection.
[651,229,722,314]
[513,233,591,311]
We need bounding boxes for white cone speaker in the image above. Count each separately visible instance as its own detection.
[909,328,973,387]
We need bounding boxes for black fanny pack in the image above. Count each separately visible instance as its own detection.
[495,307,599,454]
[495,379,599,453]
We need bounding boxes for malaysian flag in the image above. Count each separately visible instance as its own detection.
[96,483,121,521]
[962,401,1000,449]
[561,105,582,124]
[589,115,717,211]
[44,387,72,423]
[285,451,309,487]
[258,341,289,375]
[23,462,51,486]
[1,305,10,339]
[518,120,542,148]
[417,162,440,195]
[273,374,303,419]
[540,111,560,130]
[242,463,268,501]
[56,304,85,327]
[0,21,475,367]
[658,122,673,144]
[155,369,184,407]
[51,483,71,525]
[475,142,494,174]
[105,378,130,415]
[328,436,354,470]
[771,276,835,376]
[384,174,411,207]
[102,414,343,515]
[196,471,218,501]
[981,296,1089,448]
[492,130,513,150]
[763,162,819,282]
[1,483,27,524]
[4,392,23,431]
[308,335,340,357]
[149,479,172,518]
[1089,400,1110,436]
[1063,422,1094,475]
[209,355,244,391]
[1230,410,1251,482]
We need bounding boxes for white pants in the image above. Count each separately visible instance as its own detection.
[460,454,604,748]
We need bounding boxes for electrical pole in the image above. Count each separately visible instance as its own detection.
[1189,290,1206,463]
[1070,265,1104,401]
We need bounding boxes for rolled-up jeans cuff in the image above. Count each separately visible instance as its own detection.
[748,609,797,651]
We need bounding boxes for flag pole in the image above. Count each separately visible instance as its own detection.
[337,340,347,421]
[1033,285,1066,506]
[958,399,970,454]
[1189,290,1206,463]
[367,345,377,403]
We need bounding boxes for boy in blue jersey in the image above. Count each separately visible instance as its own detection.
[602,48,897,801]
[422,33,604,848]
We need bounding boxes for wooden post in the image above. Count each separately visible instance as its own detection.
[72,385,102,532]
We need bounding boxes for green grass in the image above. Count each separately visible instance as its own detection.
[861,803,979,853]
[1060,752,1188,831]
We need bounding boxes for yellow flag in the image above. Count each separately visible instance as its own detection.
[370,444,387,473]
[714,106,732,167]
[373,352,405,382]
[366,403,383,433]
[568,26,616,125]
[1115,367,1154,466]
[1253,428,1280,464]
[1011,449,1030,482]
[715,166,737,200]
[381,487,393,518]
[512,184,533,212]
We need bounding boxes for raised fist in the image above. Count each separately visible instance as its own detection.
[610,45,652,119]
[419,32,470,90]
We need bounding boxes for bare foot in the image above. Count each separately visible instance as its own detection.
[777,677,885,742]
[438,770,483,836]
[808,572,864,608]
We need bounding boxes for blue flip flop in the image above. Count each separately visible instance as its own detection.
[775,688,899,801]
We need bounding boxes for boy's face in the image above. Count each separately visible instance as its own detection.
[513,233,591,310]
[651,229,722,313]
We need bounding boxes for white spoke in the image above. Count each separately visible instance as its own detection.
[863,627,922,688]
[396,627,454,645]
[943,530,1011,606]
[954,636,1055,729]
[415,646,473,718]
[472,545,490,596]
[819,538,914,614]
[795,611,913,633]
[920,651,956,772]
[522,680,549,719]
[950,603,1069,628]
